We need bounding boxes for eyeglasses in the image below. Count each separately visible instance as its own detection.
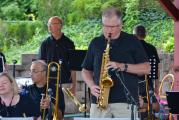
[47,22,62,27]
[29,70,45,74]
[103,24,120,28]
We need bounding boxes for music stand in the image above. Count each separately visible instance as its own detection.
[68,50,88,117]
[166,91,179,114]
[0,56,5,73]
[68,50,87,71]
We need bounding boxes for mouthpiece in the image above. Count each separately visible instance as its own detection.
[108,33,112,38]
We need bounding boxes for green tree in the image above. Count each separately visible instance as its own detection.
[123,0,140,32]
[0,0,37,20]
[37,0,73,25]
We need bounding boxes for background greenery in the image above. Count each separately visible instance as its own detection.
[0,0,174,64]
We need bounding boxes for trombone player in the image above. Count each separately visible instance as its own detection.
[23,60,65,119]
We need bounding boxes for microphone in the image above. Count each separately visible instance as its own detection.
[48,88,53,96]
[12,60,17,64]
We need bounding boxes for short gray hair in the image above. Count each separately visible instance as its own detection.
[32,60,47,71]
[102,7,122,23]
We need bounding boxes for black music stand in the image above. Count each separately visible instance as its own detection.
[166,91,179,114]
[68,50,88,117]
[0,56,4,73]
[12,60,17,78]
[68,50,87,71]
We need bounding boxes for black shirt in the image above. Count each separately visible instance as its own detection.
[38,34,75,83]
[82,32,148,104]
[0,95,40,117]
[140,40,160,79]
[0,52,6,73]
[25,83,65,115]
[138,40,160,95]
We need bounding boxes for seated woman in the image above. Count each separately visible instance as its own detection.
[0,72,41,119]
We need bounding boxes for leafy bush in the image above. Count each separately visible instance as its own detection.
[63,19,102,49]
[4,28,47,64]
[1,2,25,20]
[123,0,140,33]
[0,20,44,51]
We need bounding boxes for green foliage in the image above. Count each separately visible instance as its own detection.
[0,0,37,20]
[144,19,174,51]
[37,0,123,25]
[67,0,124,25]
[1,2,24,20]
[63,19,102,49]
[163,37,174,53]
[123,0,140,32]
[37,0,73,24]
[0,21,44,51]
[67,0,101,24]
[5,28,47,64]
[101,0,124,11]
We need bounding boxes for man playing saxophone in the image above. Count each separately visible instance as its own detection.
[81,7,150,118]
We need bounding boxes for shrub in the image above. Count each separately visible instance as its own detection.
[0,20,44,50]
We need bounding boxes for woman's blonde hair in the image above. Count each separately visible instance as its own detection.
[0,72,19,95]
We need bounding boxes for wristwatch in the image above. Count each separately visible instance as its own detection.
[124,63,128,72]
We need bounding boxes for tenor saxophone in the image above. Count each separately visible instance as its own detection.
[97,35,113,109]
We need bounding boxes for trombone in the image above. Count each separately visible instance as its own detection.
[62,87,87,112]
[42,61,61,120]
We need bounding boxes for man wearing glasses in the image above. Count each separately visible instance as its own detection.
[38,16,76,94]
[23,60,65,119]
[82,7,150,118]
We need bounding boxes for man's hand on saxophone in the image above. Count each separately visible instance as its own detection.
[90,85,101,98]
[106,61,124,71]
[82,69,101,99]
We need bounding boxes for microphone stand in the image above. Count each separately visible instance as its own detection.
[84,83,87,117]
[12,60,17,78]
[115,71,138,120]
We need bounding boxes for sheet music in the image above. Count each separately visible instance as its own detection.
[74,118,139,120]
[0,117,33,120]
